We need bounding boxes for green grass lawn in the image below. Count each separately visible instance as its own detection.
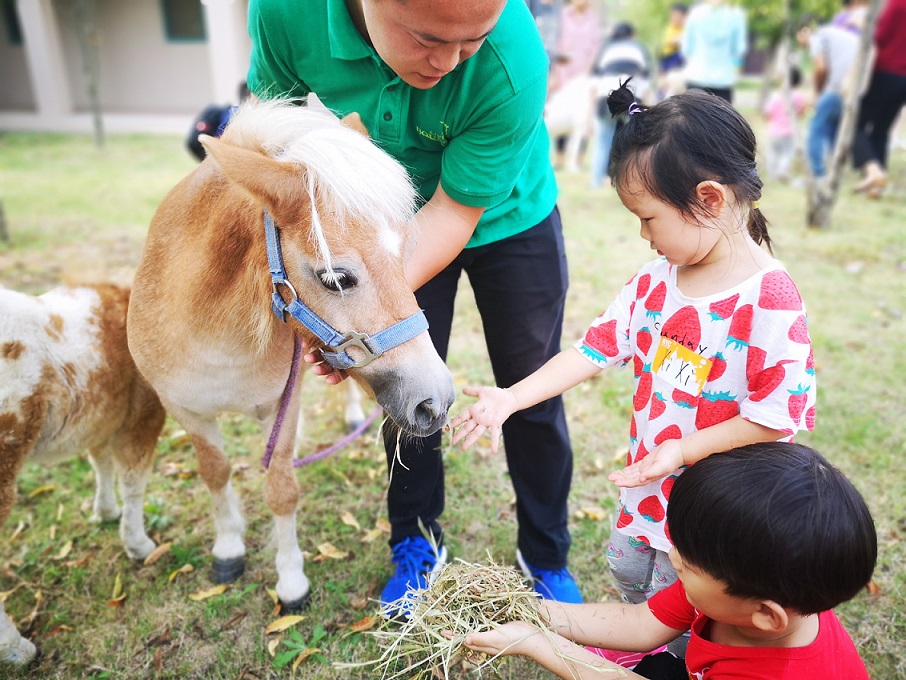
[0,126,904,679]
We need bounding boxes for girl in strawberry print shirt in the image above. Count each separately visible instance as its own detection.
[451,82,816,665]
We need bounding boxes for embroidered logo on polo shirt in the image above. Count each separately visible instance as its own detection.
[416,120,450,146]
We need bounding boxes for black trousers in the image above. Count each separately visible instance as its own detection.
[383,207,574,570]
[853,69,906,170]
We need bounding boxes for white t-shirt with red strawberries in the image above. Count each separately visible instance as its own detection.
[576,257,816,552]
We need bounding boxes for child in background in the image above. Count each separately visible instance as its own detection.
[458,442,876,679]
[763,66,810,181]
[451,82,816,667]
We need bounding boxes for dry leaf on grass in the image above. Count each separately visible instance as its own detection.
[360,528,383,543]
[341,511,361,531]
[292,648,321,670]
[347,616,378,633]
[28,484,57,498]
[313,542,348,561]
[143,542,172,566]
[189,584,228,601]
[168,564,194,583]
[264,615,305,634]
[53,540,73,561]
[267,638,281,657]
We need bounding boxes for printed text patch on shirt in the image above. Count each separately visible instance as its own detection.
[652,336,712,396]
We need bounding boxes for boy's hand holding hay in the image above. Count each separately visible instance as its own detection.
[338,557,623,678]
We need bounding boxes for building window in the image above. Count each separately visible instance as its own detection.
[2,0,23,45]
[161,0,206,42]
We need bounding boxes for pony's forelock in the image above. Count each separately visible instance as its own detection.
[222,98,418,273]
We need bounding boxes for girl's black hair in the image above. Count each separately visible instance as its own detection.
[607,80,772,252]
[667,442,878,614]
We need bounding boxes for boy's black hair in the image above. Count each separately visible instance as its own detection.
[667,442,877,614]
[790,65,803,89]
[607,81,772,252]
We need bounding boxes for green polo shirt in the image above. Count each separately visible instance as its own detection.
[247,0,557,248]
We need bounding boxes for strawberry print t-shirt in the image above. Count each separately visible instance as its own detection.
[648,581,870,679]
[576,258,816,551]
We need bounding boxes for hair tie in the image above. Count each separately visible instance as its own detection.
[628,102,643,115]
[752,201,760,210]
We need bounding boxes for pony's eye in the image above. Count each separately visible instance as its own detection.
[317,269,358,292]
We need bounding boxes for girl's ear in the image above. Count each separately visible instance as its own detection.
[751,600,789,634]
[694,180,727,217]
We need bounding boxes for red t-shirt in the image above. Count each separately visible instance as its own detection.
[648,581,870,679]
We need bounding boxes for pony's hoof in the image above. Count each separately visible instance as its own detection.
[279,590,312,614]
[212,556,245,583]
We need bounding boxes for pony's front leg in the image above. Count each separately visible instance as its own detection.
[167,403,247,582]
[262,401,309,612]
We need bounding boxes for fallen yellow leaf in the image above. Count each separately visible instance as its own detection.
[347,616,377,633]
[292,648,321,670]
[264,615,305,634]
[341,512,361,531]
[107,593,128,607]
[143,542,172,566]
[189,584,228,601]
[168,564,194,583]
[360,529,383,544]
[49,525,57,541]
[56,503,64,521]
[375,518,391,534]
[0,585,23,603]
[111,573,124,600]
[8,521,26,543]
[265,587,279,605]
[53,540,73,561]
[28,485,57,498]
[267,637,281,658]
[313,542,348,561]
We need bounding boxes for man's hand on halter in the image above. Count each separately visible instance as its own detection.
[300,337,349,384]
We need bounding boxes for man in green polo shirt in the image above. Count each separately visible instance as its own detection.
[247,0,581,613]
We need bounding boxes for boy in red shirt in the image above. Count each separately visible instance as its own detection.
[461,442,876,679]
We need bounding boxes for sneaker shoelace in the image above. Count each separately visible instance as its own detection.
[390,538,437,574]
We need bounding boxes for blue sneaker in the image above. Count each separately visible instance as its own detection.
[380,536,447,618]
[516,549,583,604]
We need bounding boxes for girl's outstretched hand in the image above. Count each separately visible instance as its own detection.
[459,621,541,658]
[449,386,520,452]
[609,438,686,488]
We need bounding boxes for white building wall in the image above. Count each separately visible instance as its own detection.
[0,0,251,132]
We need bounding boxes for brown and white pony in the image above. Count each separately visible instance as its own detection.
[0,283,165,665]
[127,100,454,612]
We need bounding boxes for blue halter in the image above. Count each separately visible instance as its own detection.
[264,208,428,370]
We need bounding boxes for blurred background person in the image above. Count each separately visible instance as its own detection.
[588,22,651,189]
[797,2,864,179]
[852,0,906,198]
[545,0,601,171]
[681,0,748,103]
[656,3,689,100]
[763,66,810,182]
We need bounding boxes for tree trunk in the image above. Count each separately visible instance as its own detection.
[807,0,884,229]
[73,0,104,149]
[0,202,9,244]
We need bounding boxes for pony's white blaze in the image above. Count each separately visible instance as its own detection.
[0,284,165,666]
[127,98,454,610]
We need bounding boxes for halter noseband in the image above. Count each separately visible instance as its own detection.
[264,208,428,370]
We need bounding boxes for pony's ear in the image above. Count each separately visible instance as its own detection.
[340,112,370,138]
[200,134,308,228]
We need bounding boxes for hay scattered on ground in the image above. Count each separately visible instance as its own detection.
[338,557,622,679]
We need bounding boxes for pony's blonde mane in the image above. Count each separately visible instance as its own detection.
[222,99,418,274]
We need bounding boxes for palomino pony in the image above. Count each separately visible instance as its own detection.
[127,100,454,612]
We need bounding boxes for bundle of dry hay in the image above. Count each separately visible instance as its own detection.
[338,557,618,679]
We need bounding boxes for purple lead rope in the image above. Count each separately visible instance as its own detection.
[262,336,382,469]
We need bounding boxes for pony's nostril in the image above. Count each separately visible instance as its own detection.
[415,398,438,422]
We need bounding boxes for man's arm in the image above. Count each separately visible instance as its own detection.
[405,183,484,291]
